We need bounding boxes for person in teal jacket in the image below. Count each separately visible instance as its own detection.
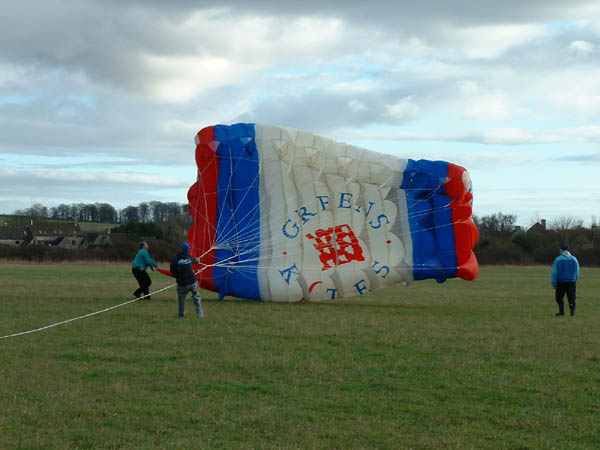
[551,244,579,316]
[132,241,159,300]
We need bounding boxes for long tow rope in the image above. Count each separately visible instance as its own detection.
[0,283,177,340]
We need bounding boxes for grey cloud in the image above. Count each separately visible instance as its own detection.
[556,153,600,162]
[231,68,471,134]
[0,168,190,211]
[1,2,598,124]
[0,82,199,163]
[3,1,598,87]
[490,23,600,70]
[232,90,388,134]
[87,0,600,25]
[22,160,155,170]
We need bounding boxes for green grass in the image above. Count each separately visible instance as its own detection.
[0,263,598,449]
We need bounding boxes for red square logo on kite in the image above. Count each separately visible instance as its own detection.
[306,224,365,271]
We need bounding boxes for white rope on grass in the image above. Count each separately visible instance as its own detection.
[0,282,177,340]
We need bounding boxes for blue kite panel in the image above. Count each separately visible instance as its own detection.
[212,124,262,300]
[401,159,458,282]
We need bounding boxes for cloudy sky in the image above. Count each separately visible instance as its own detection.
[1,0,599,225]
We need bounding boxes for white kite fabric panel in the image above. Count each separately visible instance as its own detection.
[255,124,410,302]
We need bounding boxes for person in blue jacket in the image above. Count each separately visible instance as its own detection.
[551,244,580,316]
[132,241,159,300]
[170,242,203,318]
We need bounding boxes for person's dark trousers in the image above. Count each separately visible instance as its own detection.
[556,282,576,316]
[132,267,152,299]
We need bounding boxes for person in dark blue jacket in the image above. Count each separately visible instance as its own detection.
[170,242,203,317]
[551,244,580,316]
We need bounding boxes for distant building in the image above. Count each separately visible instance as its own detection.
[24,220,81,246]
[0,218,110,249]
[53,236,86,249]
[82,232,112,247]
[0,224,28,246]
[527,219,547,234]
[0,235,26,247]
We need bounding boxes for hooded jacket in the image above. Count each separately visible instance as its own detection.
[551,251,579,287]
[170,251,199,286]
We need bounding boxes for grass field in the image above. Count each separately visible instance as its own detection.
[0,263,598,449]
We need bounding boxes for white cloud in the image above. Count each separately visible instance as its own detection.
[385,96,420,120]
[0,168,187,187]
[128,14,347,101]
[338,126,600,145]
[464,93,511,120]
[560,125,600,141]
[331,79,380,93]
[348,99,367,113]
[547,72,600,116]
[446,24,546,60]
[480,126,600,144]
[482,128,537,144]
[458,80,480,95]
[141,54,238,102]
[0,167,191,212]
[569,40,595,55]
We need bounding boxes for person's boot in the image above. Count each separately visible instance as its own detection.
[570,304,575,316]
[556,303,564,316]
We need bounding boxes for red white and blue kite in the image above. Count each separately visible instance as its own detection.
[184,123,478,301]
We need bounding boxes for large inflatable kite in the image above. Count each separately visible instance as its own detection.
[185,123,478,302]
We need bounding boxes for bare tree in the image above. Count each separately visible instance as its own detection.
[475,212,518,236]
[549,216,583,231]
[528,212,545,228]
[23,203,49,218]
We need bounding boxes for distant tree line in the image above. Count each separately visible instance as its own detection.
[13,201,189,224]
[474,213,600,266]
[6,205,600,266]
[0,213,192,263]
